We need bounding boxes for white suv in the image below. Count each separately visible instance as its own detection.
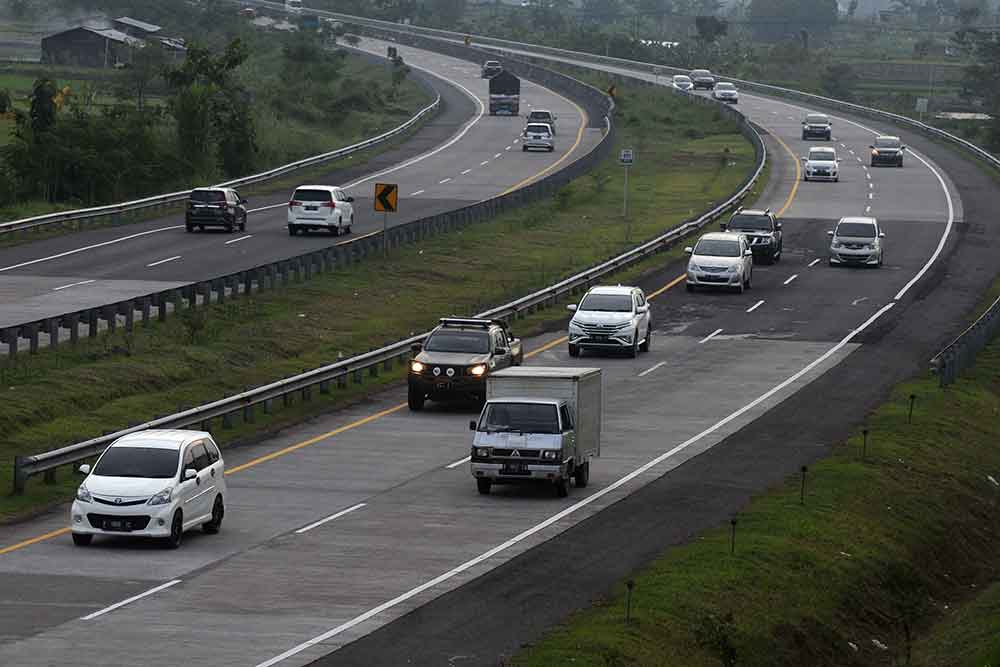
[828,216,884,267]
[522,123,554,152]
[685,232,754,293]
[712,82,739,103]
[288,185,355,236]
[566,285,651,358]
[70,430,227,549]
[802,146,840,182]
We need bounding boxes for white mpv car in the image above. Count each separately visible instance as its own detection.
[71,430,227,549]
[685,232,754,293]
[522,122,555,152]
[288,185,355,236]
[567,285,651,358]
[802,146,840,182]
[712,82,739,103]
[828,216,884,267]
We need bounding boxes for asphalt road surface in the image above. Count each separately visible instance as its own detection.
[1,37,997,667]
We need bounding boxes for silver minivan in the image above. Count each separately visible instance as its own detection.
[828,216,884,267]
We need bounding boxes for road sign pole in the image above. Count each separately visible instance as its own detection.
[383,211,388,259]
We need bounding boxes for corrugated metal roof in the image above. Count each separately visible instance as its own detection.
[43,26,145,47]
[114,16,162,33]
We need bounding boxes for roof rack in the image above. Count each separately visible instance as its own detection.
[438,317,504,330]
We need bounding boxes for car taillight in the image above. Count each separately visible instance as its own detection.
[321,201,336,209]
[289,200,302,209]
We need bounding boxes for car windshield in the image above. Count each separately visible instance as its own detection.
[529,112,551,120]
[481,403,560,434]
[579,294,633,312]
[875,137,900,148]
[292,189,332,202]
[691,70,710,77]
[190,190,225,203]
[810,149,836,161]
[695,239,741,257]
[728,214,772,231]
[525,124,550,135]
[716,83,735,91]
[93,447,179,479]
[423,331,490,353]
[837,222,876,238]
[806,114,829,124]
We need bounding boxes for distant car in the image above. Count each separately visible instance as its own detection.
[828,216,884,267]
[802,113,832,140]
[185,188,247,233]
[712,81,739,103]
[287,185,354,236]
[408,318,523,410]
[522,122,554,152]
[870,135,905,167]
[690,69,716,90]
[802,146,841,182]
[566,285,651,358]
[722,207,782,264]
[481,60,502,78]
[685,232,754,293]
[285,0,302,13]
[672,74,693,91]
[526,109,557,134]
[70,430,227,549]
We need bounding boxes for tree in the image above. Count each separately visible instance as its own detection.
[748,0,839,42]
[961,27,1000,149]
[847,0,859,17]
[390,55,411,100]
[823,63,858,100]
[695,15,728,41]
[0,89,11,115]
[118,45,166,111]
[29,78,58,135]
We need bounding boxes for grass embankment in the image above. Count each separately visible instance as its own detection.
[0,83,757,521]
[516,320,1000,666]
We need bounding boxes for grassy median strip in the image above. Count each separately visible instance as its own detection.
[0,84,755,521]
[515,332,1000,666]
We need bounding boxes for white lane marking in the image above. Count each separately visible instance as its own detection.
[865,205,871,214]
[637,361,667,377]
[494,153,502,159]
[869,182,873,189]
[784,274,799,285]
[505,146,512,151]
[866,172,871,180]
[81,580,181,621]
[146,255,181,268]
[852,297,869,306]
[513,139,520,144]
[849,149,855,154]
[439,178,451,184]
[699,328,723,344]
[0,226,183,274]
[461,169,472,175]
[446,456,471,469]
[808,258,821,267]
[254,302,897,667]
[480,160,489,166]
[868,193,873,200]
[840,143,846,148]
[52,279,95,291]
[746,300,765,313]
[856,157,862,163]
[410,190,425,196]
[225,234,253,245]
[294,503,367,535]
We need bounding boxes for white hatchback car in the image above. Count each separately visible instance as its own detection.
[802,146,840,182]
[522,122,555,152]
[70,430,227,549]
[713,82,739,103]
[672,74,693,91]
[566,285,651,358]
[685,232,754,293]
[828,216,884,267]
[288,185,355,236]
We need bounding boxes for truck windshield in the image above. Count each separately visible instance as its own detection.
[481,403,560,434]
[424,331,490,353]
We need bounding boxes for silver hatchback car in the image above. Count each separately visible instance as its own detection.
[828,216,884,267]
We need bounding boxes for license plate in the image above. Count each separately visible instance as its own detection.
[592,335,608,342]
[435,381,451,390]
[105,519,125,531]
[306,205,318,211]
[502,463,529,474]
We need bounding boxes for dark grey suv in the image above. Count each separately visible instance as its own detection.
[721,207,782,264]
[185,188,248,233]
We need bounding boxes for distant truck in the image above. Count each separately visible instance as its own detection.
[470,367,602,497]
[301,13,320,31]
[488,70,520,116]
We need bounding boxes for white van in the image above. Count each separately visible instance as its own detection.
[286,0,303,14]
[287,185,355,236]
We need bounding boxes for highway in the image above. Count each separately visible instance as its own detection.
[1,32,998,667]
[0,36,601,332]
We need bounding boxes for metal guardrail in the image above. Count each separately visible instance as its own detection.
[0,84,442,236]
[930,294,1000,386]
[11,29,767,494]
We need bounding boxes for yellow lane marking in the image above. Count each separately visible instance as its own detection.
[497,97,588,197]
[525,335,568,358]
[0,527,70,556]
[647,274,687,299]
[758,123,801,219]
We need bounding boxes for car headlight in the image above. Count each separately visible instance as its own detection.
[410,361,424,373]
[469,364,487,377]
[541,450,559,460]
[475,447,490,457]
[872,149,879,156]
[568,320,583,332]
[688,263,702,272]
[832,241,843,248]
[76,484,92,503]
[727,265,738,273]
[148,487,173,506]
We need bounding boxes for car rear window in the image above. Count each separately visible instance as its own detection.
[694,238,741,257]
[94,447,179,479]
[190,190,225,203]
[529,112,551,120]
[526,124,551,134]
[293,189,333,202]
[837,222,876,237]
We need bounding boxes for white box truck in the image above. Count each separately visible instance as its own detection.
[469,367,602,497]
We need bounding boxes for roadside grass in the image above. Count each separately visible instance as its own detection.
[515,329,1000,667]
[0,84,755,521]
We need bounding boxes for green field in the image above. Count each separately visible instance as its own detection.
[0,82,757,521]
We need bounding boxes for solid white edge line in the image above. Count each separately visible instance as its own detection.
[445,456,471,469]
[81,580,181,621]
[637,361,667,377]
[294,503,367,535]
[52,279,95,291]
[808,258,821,267]
[784,274,799,285]
[494,153,502,158]
[480,161,489,166]
[410,190,425,196]
[146,255,181,268]
[699,328,723,344]
[0,226,184,273]
[225,235,253,245]
[746,300,765,313]
[439,178,451,184]
[461,169,472,175]
[254,303,896,667]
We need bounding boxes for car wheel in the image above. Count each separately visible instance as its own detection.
[803,175,808,182]
[522,145,527,152]
[736,279,745,294]
[554,476,570,498]
[746,270,752,289]
[288,225,298,236]
[801,133,807,141]
[686,283,695,292]
[477,478,492,495]
[346,216,353,234]
[239,216,246,232]
[829,259,836,267]
[185,224,193,233]
[548,146,554,152]
[198,225,204,231]
[574,462,590,488]
[568,343,579,357]
[226,222,235,233]
[203,495,224,534]
[640,325,651,353]
[407,385,425,411]
[165,510,183,549]
[628,332,639,358]
[72,533,92,547]
[834,176,839,182]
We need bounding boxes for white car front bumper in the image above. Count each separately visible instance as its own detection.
[70,499,177,538]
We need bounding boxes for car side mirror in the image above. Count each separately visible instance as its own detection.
[184,468,197,480]
[78,464,91,475]
[566,304,577,311]
[637,305,649,313]
[869,145,875,149]
[901,146,907,151]
[495,347,508,356]
[827,230,835,236]
[744,249,753,256]
[800,156,807,161]
[684,246,693,254]
[836,158,842,162]
[345,196,355,202]
[775,222,782,229]
[469,420,477,431]
[879,232,886,238]
[410,342,422,354]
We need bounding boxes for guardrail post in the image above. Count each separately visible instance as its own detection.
[141,298,151,326]
[68,313,80,345]
[243,402,254,424]
[217,278,226,305]
[103,306,116,334]
[320,380,330,394]
[263,398,272,414]
[4,327,17,359]
[27,322,39,354]
[222,412,233,429]
[86,309,98,338]
[171,290,183,315]
[353,369,363,385]
[44,468,56,484]
[13,456,27,495]
[244,270,254,296]
[46,318,59,350]
[124,301,135,331]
